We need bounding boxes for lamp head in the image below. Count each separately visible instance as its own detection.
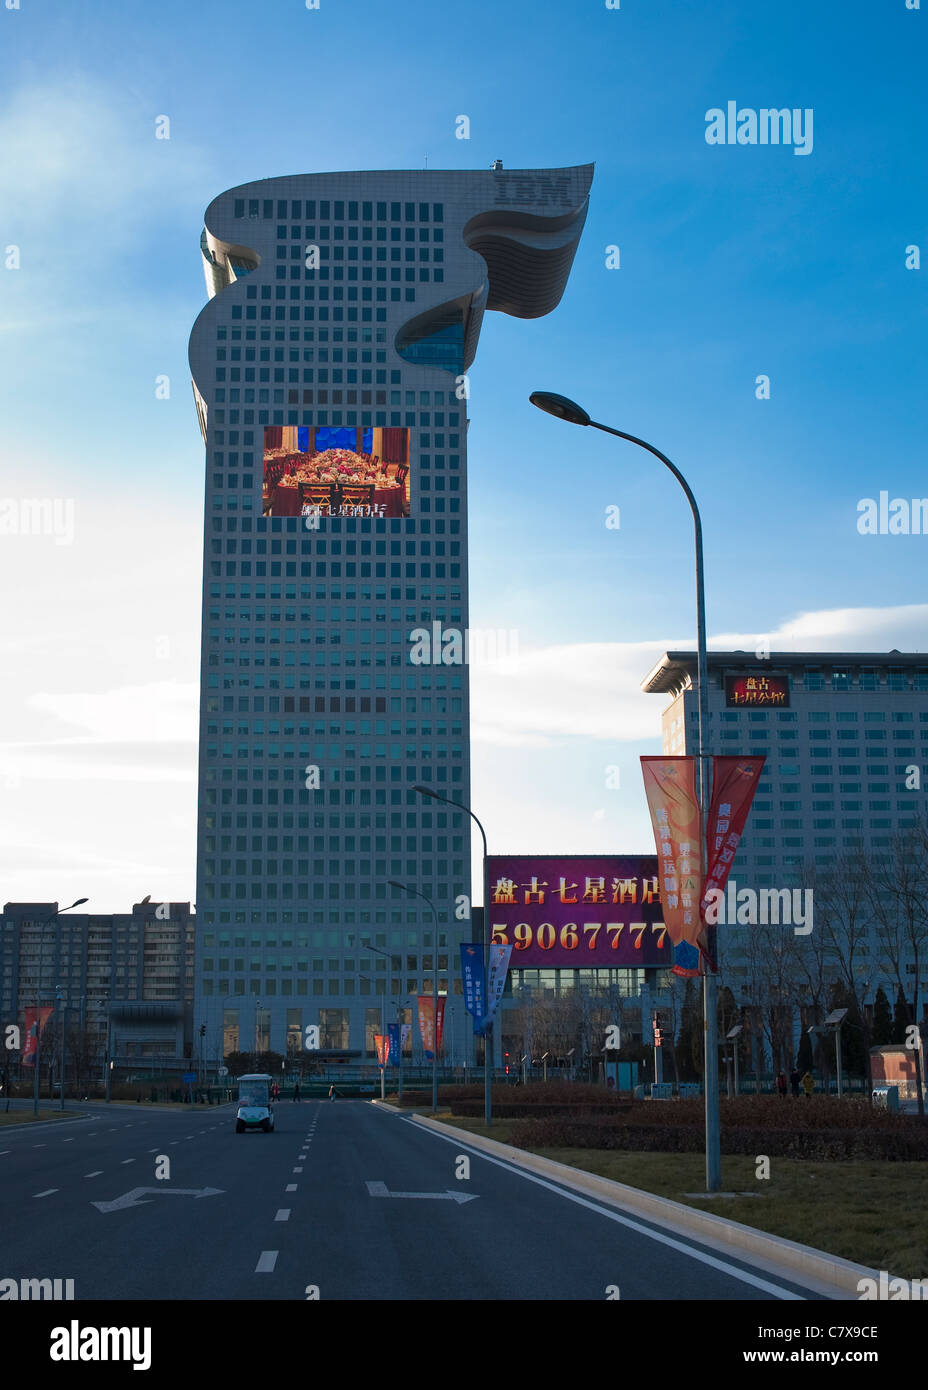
[412,784,438,799]
[529,391,591,427]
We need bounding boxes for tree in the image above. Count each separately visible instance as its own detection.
[676,978,701,1081]
[864,819,928,1114]
[892,986,910,1046]
[871,986,893,1045]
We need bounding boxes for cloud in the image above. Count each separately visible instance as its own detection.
[470,603,928,746]
[29,682,198,742]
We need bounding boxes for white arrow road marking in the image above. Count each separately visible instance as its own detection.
[92,1186,224,1214]
[366,1180,477,1204]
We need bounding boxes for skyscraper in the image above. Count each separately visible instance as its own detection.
[189,166,593,1064]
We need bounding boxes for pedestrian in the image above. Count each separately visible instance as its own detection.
[293,1080,301,1102]
[776,1071,787,1098]
[328,1083,336,1102]
[789,1066,801,1098]
[801,1070,815,1099]
[271,1081,279,1102]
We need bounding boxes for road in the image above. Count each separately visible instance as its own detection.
[0,1099,828,1300]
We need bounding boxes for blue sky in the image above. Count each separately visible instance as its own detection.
[0,0,925,909]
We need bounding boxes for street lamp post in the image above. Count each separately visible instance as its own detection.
[413,785,493,1127]
[369,945,398,1097]
[360,975,386,1100]
[389,880,441,1115]
[32,899,88,1117]
[529,391,718,1191]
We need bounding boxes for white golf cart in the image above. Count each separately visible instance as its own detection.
[235,1072,275,1133]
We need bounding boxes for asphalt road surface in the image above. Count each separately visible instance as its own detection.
[0,1100,828,1301]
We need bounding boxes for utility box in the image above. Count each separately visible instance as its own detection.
[650,1082,673,1099]
[678,1082,702,1099]
[872,1085,899,1112]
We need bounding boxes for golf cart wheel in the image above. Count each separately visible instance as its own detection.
[261,1119,271,1133]
[235,1120,245,1133]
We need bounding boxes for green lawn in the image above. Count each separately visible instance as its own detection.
[0,1109,82,1125]
[441,1116,928,1279]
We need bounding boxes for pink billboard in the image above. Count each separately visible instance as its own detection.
[486,855,670,969]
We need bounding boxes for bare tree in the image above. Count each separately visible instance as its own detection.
[863,819,928,1114]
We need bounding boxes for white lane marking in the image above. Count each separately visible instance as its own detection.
[62,1138,75,1143]
[107,1129,117,1133]
[33,1189,58,1198]
[88,1132,97,1136]
[32,1144,46,1148]
[255,1251,278,1273]
[0,1151,9,1156]
[85,1171,103,1178]
[274,1210,290,1222]
[148,1148,159,1153]
[366,1180,477,1203]
[292,1166,303,1173]
[285,1184,297,1192]
[121,1159,135,1165]
[414,1126,806,1301]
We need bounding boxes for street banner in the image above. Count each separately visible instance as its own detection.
[400,1023,412,1053]
[387,1023,399,1066]
[417,995,447,1059]
[479,943,513,1034]
[702,756,766,895]
[641,756,703,977]
[22,1006,53,1066]
[460,943,486,1026]
[434,996,446,1056]
[374,1034,388,1068]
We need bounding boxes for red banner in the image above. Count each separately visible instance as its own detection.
[22,1006,53,1065]
[416,996,446,1059]
[641,757,703,964]
[701,756,766,915]
[374,1034,388,1068]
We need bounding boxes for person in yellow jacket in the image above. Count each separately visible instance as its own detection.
[801,1070,815,1098]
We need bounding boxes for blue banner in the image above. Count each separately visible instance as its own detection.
[460,943,486,1033]
[387,1023,400,1066]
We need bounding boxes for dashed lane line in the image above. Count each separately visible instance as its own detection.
[255,1251,278,1273]
[33,1189,58,1198]
[275,1210,290,1222]
[85,1172,103,1178]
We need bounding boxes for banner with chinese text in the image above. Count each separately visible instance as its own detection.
[460,944,486,1027]
[700,755,766,918]
[22,1006,53,1066]
[640,757,703,977]
[416,995,447,1059]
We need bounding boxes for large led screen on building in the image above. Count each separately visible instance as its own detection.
[486,855,671,969]
[263,425,410,519]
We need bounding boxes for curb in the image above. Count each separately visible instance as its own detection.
[410,1113,882,1298]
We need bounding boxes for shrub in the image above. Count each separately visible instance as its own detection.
[510,1114,928,1162]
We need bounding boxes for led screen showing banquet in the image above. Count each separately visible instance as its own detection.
[263,425,410,518]
[486,855,671,969]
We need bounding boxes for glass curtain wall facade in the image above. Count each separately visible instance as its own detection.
[189,166,592,1061]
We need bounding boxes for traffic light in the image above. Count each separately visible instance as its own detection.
[199,1024,206,1037]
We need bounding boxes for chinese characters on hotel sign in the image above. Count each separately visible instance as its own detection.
[485,856,670,969]
[725,673,790,707]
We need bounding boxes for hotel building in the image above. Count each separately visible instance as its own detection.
[642,650,928,1018]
